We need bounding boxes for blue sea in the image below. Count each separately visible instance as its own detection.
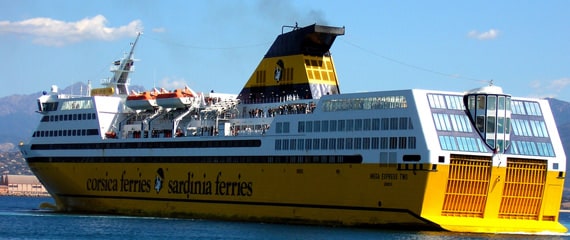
[1,196,569,240]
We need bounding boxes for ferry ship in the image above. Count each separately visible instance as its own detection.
[19,24,567,233]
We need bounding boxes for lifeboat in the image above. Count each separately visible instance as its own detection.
[155,86,196,108]
[125,90,158,110]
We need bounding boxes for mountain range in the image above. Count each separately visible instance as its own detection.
[1,83,570,186]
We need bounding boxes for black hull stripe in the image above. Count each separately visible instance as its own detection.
[26,155,363,164]
[57,193,437,227]
[30,139,261,150]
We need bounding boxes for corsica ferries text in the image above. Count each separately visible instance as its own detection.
[86,169,253,198]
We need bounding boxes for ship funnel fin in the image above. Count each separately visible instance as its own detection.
[237,24,345,104]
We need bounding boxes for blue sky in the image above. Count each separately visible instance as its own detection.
[1,1,569,102]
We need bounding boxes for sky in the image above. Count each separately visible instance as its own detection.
[1,0,569,102]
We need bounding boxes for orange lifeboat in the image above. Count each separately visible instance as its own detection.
[125,90,158,110]
[155,86,195,108]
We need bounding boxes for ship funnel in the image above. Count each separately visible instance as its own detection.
[238,24,345,104]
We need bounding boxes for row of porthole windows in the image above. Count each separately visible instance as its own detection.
[287,117,413,134]
[32,129,99,138]
[41,113,97,122]
[275,136,417,151]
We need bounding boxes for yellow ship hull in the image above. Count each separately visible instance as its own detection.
[28,157,566,233]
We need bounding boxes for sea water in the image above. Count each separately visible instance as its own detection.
[0,196,568,240]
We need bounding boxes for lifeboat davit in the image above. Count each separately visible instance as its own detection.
[155,86,196,108]
[125,90,158,110]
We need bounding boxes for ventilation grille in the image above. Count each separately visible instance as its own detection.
[498,158,546,220]
[442,155,492,217]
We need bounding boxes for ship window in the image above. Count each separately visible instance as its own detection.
[345,138,353,149]
[399,117,408,130]
[449,115,458,131]
[372,137,379,149]
[329,138,336,150]
[476,116,485,132]
[439,136,448,150]
[389,137,398,149]
[408,137,416,149]
[460,115,472,132]
[355,119,362,131]
[538,121,548,137]
[297,139,304,150]
[321,138,328,150]
[338,120,345,131]
[363,137,370,149]
[428,94,445,108]
[282,139,289,150]
[298,121,305,133]
[487,95,496,110]
[306,121,313,132]
[290,139,296,150]
[498,96,506,110]
[511,119,520,135]
[61,99,93,110]
[78,114,82,120]
[525,102,542,116]
[390,118,398,130]
[372,118,380,130]
[337,138,344,150]
[346,119,354,131]
[457,137,466,151]
[321,120,328,132]
[363,119,371,131]
[380,137,388,149]
[477,95,486,109]
[445,95,464,110]
[381,118,389,130]
[486,116,496,133]
[512,101,526,115]
[314,121,321,132]
[276,122,283,133]
[399,137,407,149]
[283,122,290,133]
[497,117,505,134]
[42,102,59,112]
[329,120,337,131]
[275,139,281,150]
[468,95,476,110]
[354,138,362,149]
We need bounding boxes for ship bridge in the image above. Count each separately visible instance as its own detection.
[464,84,512,153]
